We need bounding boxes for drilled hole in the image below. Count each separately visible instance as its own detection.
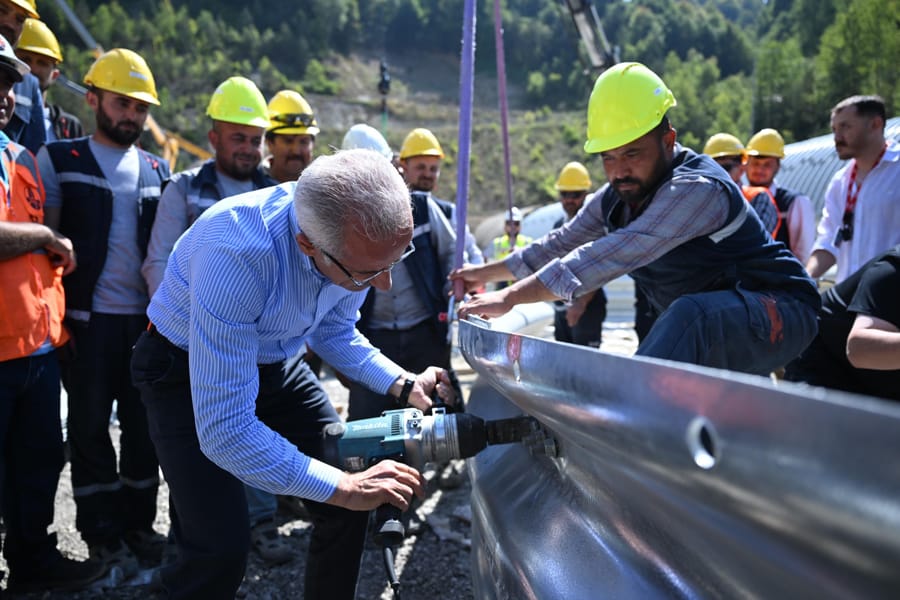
[686,416,719,470]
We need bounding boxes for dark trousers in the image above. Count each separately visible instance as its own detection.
[553,289,608,348]
[348,319,450,421]
[61,313,158,544]
[0,351,66,575]
[637,288,818,376]
[131,330,368,600]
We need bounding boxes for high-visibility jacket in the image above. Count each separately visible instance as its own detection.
[0,140,68,361]
[491,233,532,261]
[741,185,782,240]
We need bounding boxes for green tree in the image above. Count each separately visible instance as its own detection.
[815,0,900,114]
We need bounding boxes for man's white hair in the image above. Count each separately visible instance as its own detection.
[295,149,412,256]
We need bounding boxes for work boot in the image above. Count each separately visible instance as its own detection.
[250,519,293,566]
[89,538,140,580]
[123,528,167,564]
[7,553,105,593]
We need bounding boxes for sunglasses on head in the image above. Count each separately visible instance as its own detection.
[271,113,316,128]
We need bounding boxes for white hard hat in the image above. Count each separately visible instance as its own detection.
[507,207,523,222]
[342,123,392,159]
[0,34,30,82]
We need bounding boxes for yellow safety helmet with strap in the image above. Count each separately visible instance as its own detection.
[84,48,159,106]
[206,76,269,128]
[399,128,444,160]
[267,90,319,136]
[703,133,745,159]
[8,0,38,19]
[17,19,62,62]
[746,128,785,159]
[584,62,676,154]
[555,161,592,191]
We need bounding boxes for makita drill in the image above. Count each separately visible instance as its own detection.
[322,407,556,597]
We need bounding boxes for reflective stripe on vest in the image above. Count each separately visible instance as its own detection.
[0,143,68,361]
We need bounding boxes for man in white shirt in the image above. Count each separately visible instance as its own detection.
[807,95,900,283]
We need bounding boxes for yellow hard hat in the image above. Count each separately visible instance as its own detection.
[206,76,269,128]
[267,90,319,136]
[84,48,159,106]
[17,19,62,63]
[746,128,785,159]
[399,128,444,160]
[584,62,676,154]
[8,0,38,19]
[703,133,745,159]
[555,161,592,191]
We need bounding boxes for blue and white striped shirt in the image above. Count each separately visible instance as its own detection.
[148,183,404,502]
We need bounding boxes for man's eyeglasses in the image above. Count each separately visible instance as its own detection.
[560,191,585,199]
[271,113,316,128]
[322,242,416,287]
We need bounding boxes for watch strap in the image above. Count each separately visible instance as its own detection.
[396,377,415,406]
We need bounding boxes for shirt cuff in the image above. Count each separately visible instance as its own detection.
[533,258,583,302]
[290,457,346,503]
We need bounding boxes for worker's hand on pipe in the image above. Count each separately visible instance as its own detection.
[449,261,514,294]
[457,289,515,321]
[448,264,487,295]
[328,460,425,512]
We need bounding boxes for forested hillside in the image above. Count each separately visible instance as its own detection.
[40,0,899,214]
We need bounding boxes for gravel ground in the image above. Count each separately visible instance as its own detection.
[0,370,476,600]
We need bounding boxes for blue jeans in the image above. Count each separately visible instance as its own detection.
[131,329,368,600]
[61,313,159,545]
[637,287,817,375]
[0,351,66,574]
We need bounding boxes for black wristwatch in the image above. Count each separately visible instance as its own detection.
[395,377,415,407]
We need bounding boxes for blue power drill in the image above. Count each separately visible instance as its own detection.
[322,407,554,597]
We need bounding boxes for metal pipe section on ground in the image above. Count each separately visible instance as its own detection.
[460,316,900,599]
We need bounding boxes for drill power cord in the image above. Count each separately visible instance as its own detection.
[382,545,402,599]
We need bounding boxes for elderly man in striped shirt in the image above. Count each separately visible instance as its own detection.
[131,149,453,599]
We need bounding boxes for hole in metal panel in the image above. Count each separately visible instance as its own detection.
[687,416,718,470]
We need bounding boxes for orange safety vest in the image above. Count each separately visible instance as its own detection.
[741,185,782,240]
[0,142,68,362]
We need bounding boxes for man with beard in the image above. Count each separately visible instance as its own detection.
[0,0,45,153]
[15,18,84,141]
[452,62,820,375]
[142,76,292,567]
[39,48,170,579]
[806,95,900,285]
[398,127,483,265]
[264,89,317,183]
